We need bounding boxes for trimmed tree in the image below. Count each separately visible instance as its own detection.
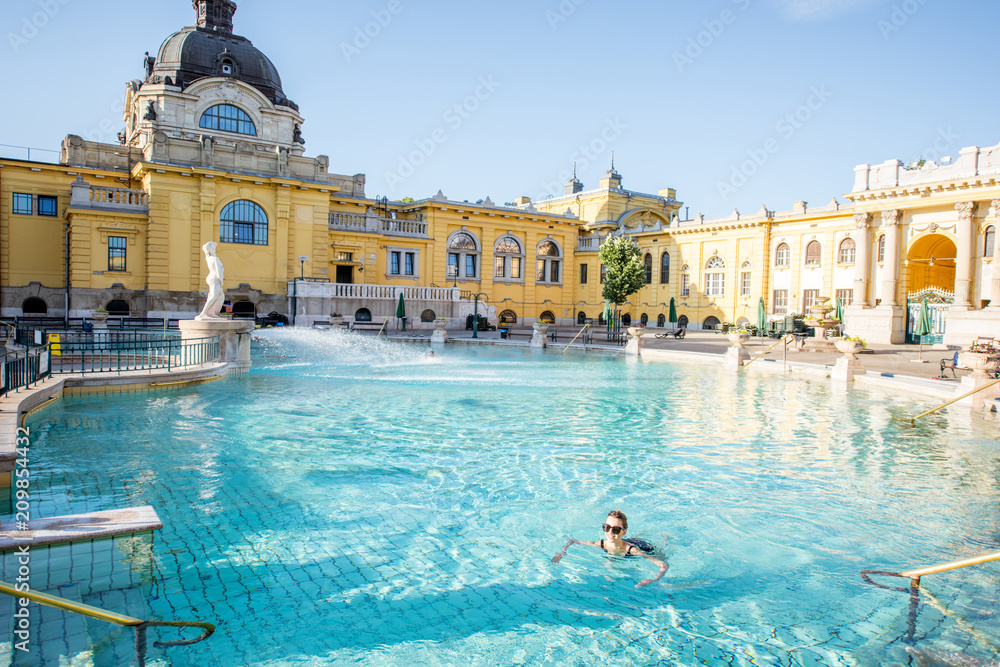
[599,236,645,311]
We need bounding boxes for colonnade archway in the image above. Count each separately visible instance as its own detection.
[905,234,957,295]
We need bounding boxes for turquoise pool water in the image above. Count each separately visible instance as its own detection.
[7,330,1000,665]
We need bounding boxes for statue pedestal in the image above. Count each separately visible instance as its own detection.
[831,357,863,383]
[723,345,751,370]
[530,323,549,349]
[956,375,1000,411]
[625,327,646,357]
[179,319,254,373]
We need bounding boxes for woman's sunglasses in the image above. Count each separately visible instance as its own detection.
[602,523,623,535]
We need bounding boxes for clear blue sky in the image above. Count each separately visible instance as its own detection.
[2,0,997,218]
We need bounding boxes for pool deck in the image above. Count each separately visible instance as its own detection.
[379,327,1000,407]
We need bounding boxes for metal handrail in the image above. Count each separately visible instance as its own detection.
[376,320,389,338]
[561,324,590,354]
[860,549,1000,646]
[0,581,214,664]
[737,334,794,373]
[905,378,1000,424]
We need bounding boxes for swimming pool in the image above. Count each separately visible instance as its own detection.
[8,330,1000,665]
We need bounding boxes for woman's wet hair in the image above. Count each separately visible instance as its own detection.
[607,509,628,530]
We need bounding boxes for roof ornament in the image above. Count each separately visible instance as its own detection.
[193,0,237,34]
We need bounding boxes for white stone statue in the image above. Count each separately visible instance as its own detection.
[195,241,226,321]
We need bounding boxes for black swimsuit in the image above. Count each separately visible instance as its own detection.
[600,539,638,556]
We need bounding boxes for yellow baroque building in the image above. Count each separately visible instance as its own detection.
[2,0,998,345]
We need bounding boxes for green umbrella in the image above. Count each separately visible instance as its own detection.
[915,296,932,361]
[396,293,406,331]
[834,297,844,323]
[757,297,767,338]
[668,297,677,325]
[602,300,613,324]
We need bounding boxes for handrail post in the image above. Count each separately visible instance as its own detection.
[561,323,590,354]
[907,377,1000,424]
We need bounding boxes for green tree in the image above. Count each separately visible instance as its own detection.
[398,197,415,203]
[599,236,645,306]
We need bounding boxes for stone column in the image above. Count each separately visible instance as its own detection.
[991,200,1000,308]
[954,201,977,309]
[880,210,901,306]
[853,212,872,307]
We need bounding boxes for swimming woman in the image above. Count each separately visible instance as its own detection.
[551,510,668,588]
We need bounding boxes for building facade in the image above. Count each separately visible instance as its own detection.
[1,0,998,345]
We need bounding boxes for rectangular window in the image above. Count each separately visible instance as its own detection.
[108,236,127,272]
[12,193,32,215]
[37,195,58,217]
[835,288,854,307]
[404,253,414,276]
[536,260,545,282]
[337,251,353,262]
[233,222,254,244]
[773,289,788,315]
[494,256,506,278]
[390,251,400,275]
[838,244,856,264]
[803,289,819,312]
[580,264,588,284]
[600,264,606,284]
[706,273,724,297]
[448,253,459,280]
[550,260,560,284]
[465,254,476,278]
[511,257,521,279]
[741,271,752,297]
[681,274,690,297]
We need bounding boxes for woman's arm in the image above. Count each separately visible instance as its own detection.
[551,538,599,563]
[635,554,668,588]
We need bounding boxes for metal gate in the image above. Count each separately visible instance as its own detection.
[905,288,952,344]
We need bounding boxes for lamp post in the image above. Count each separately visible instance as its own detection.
[471,292,487,339]
[448,264,458,288]
[298,255,308,280]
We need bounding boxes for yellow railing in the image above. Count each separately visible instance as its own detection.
[376,320,389,338]
[860,549,1000,646]
[905,377,1000,424]
[737,334,794,373]
[0,581,215,662]
[561,324,590,354]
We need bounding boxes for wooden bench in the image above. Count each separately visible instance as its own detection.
[350,321,387,333]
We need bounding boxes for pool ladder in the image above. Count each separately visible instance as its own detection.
[0,581,215,666]
[861,550,1000,648]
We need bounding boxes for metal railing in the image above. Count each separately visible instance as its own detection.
[561,324,591,353]
[1,347,52,397]
[903,377,1000,424]
[861,550,1000,647]
[0,581,214,667]
[48,333,220,375]
[737,334,795,373]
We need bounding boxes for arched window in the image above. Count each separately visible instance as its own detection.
[805,241,822,266]
[703,316,721,329]
[221,200,268,245]
[106,300,130,316]
[660,252,670,284]
[640,313,649,325]
[644,253,653,285]
[21,298,47,314]
[232,301,256,319]
[493,235,523,280]
[985,225,995,258]
[877,234,886,264]
[536,239,562,284]
[657,314,666,327]
[499,310,517,324]
[355,308,372,322]
[838,238,856,264]
[577,311,587,325]
[775,243,790,268]
[199,104,256,136]
[539,311,555,323]
[421,309,436,322]
[678,315,689,328]
[621,313,632,326]
[705,256,725,297]
[448,231,480,281]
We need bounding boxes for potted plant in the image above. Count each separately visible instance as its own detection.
[835,335,866,359]
[92,308,109,323]
[959,343,1000,379]
[331,312,344,327]
[727,327,751,347]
